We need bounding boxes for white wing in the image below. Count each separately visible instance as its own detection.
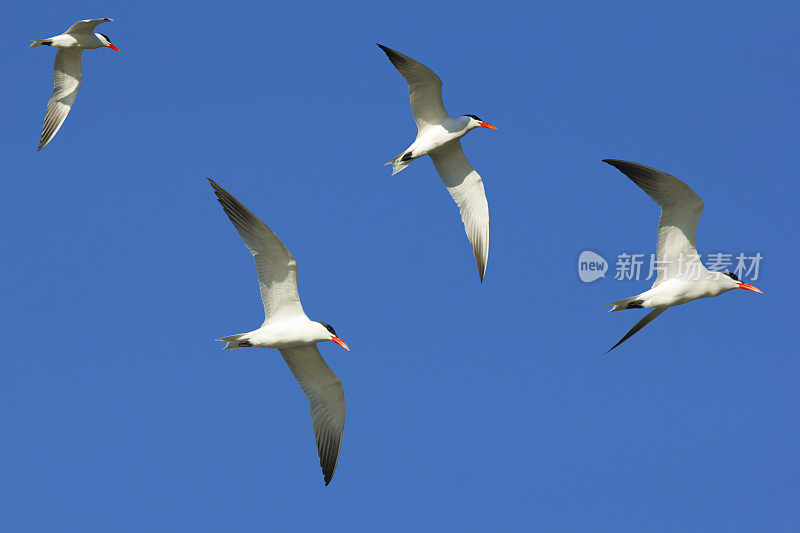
[430,141,490,281]
[65,18,114,35]
[209,180,306,323]
[39,49,83,151]
[279,344,345,486]
[378,44,448,131]
[604,160,704,287]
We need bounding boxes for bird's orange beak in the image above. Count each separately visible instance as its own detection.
[331,336,350,351]
[108,44,122,53]
[478,122,499,130]
[738,282,763,294]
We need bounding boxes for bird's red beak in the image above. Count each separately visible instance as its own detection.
[738,282,763,294]
[478,122,499,130]
[108,44,122,53]
[331,336,350,351]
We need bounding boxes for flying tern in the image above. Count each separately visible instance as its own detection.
[30,18,121,151]
[209,179,349,485]
[604,159,762,352]
[378,44,498,282]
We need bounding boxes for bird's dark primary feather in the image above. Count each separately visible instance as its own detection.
[607,307,667,353]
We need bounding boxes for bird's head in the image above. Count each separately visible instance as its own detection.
[317,322,349,351]
[97,33,121,53]
[462,114,499,131]
[720,271,762,293]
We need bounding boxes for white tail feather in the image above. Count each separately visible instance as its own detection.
[216,333,252,349]
[607,295,642,312]
[385,152,413,175]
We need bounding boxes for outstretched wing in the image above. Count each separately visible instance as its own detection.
[604,160,704,287]
[607,307,668,353]
[209,179,306,323]
[279,344,345,486]
[39,49,83,151]
[65,18,114,35]
[430,140,490,282]
[378,44,448,131]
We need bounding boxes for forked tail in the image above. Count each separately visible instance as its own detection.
[216,333,253,349]
[385,151,414,175]
[607,295,645,312]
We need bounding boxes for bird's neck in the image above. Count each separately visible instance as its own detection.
[443,116,474,135]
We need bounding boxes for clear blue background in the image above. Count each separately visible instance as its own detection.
[1,1,797,531]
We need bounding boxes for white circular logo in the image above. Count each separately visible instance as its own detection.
[578,250,608,282]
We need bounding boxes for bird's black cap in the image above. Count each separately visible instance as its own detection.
[319,322,338,336]
[723,271,740,281]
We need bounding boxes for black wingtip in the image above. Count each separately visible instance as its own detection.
[322,461,335,486]
[603,159,662,175]
[208,179,234,209]
[606,332,630,353]
[377,44,401,61]
[606,331,632,354]
[602,159,648,177]
[207,178,225,195]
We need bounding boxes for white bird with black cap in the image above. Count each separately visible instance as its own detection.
[30,18,121,151]
[378,44,498,282]
[603,160,763,352]
[208,179,349,486]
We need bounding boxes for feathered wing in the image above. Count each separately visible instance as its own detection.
[208,180,306,323]
[279,344,345,486]
[65,18,114,35]
[607,307,668,353]
[38,49,83,151]
[603,160,704,287]
[377,44,448,131]
[430,141,490,281]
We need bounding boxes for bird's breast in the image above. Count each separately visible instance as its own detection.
[415,127,467,156]
[648,278,729,307]
[248,322,322,349]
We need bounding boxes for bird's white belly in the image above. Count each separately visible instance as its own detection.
[412,127,465,157]
[51,34,101,49]
[643,278,728,308]
[246,321,321,349]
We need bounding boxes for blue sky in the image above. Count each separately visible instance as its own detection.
[2,1,798,531]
